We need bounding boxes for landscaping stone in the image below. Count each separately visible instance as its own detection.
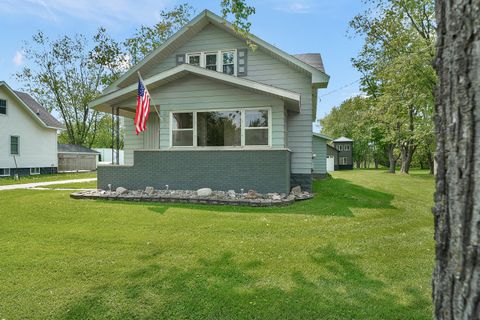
[71,187,314,207]
[116,187,128,195]
[291,186,302,195]
[196,188,212,197]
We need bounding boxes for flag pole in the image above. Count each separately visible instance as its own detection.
[137,71,161,121]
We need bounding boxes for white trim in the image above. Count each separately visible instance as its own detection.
[340,157,348,165]
[169,107,272,149]
[344,144,350,151]
[185,49,237,76]
[0,168,10,177]
[0,98,7,116]
[30,167,41,175]
[337,145,343,151]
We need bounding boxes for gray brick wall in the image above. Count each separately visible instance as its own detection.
[98,150,291,194]
[290,173,313,192]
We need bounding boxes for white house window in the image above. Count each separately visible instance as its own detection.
[205,53,218,71]
[222,51,235,75]
[340,157,348,165]
[171,108,270,148]
[172,113,194,146]
[0,168,10,177]
[187,53,201,66]
[185,50,236,75]
[344,144,350,151]
[30,167,41,175]
[0,99,6,115]
[10,136,19,155]
[244,110,269,146]
[337,145,343,151]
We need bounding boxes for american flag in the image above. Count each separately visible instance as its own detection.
[134,77,150,135]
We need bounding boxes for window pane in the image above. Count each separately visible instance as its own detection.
[0,99,6,114]
[172,113,193,129]
[245,129,268,146]
[10,136,19,155]
[172,130,193,146]
[223,52,234,64]
[206,54,217,71]
[222,65,234,75]
[188,55,200,66]
[197,111,241,146]
[245,110,268,127]
[222,51,235,75]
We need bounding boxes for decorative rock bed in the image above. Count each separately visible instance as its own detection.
[70,186,313,207]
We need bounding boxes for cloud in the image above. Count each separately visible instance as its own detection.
[0,0,174,26]
[274,1,313,14]
[12,51,25,66]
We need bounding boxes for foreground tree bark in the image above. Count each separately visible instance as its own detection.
[432,0,480,318]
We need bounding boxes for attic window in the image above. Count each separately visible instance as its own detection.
[0,99,6,115]
[185,50,236,76]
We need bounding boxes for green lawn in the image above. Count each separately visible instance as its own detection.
[42,180,98,189]
[0,170,434,319]
[0,172,97,186]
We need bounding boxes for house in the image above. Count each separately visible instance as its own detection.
[94,148,125,165]
[332,137,354,170]
[312,133,333,178]
[0,82,64,177]
[89,10,330,193]
[58,144,99,172]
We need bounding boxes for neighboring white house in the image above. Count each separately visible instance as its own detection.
[0,82,64,177]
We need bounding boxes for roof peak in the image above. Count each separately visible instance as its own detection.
[333,136,354,142]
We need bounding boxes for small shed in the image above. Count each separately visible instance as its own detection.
[58,144,99,172]
[312,133,333,178]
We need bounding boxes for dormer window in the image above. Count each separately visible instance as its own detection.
[0,99,6,115]
[186,50,236,76]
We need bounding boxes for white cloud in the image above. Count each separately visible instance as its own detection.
[274,1,312,14]
[12,51,25,66]
[0,0,174,26]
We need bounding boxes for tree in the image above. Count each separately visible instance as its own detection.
[432,0,480,318]
[16,28,126,147]
[124,3,195,65]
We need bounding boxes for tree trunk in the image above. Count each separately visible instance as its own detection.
[374,158,379,169]
[432,0,479,318]
[356,160,362,168]
[400,144,416,174]
[428,152,434,175]
[387,145,397,173]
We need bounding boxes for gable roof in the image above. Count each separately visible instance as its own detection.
[105,9,329,93]
[90,64,302,115]
[0,82,64,130]
[333,136,354,142]
[294,54,325,73]
[58,144,99,154]
[313,132,333,140]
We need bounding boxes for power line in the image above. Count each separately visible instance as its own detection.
[319,79,361,98]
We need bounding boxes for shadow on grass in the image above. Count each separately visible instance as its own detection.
[59,245,430,319]
[98,176,395,217]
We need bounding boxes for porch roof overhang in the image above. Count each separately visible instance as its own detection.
[89,64,301,117]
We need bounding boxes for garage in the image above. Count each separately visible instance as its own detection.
[58,144,99,172]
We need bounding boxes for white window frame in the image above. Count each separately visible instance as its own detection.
[0,168,10,177]
[10,135,19,156]
[185,49,237,76]
[340,157,348,165]
[337,144,343,151]
[0,98,7,116]
[30,167,41,175]
[169,107,272,149]
[344,144,350,151]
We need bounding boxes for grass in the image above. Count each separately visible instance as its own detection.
[0,169,434,319]
[42,180,98,189]
[0,172,97,186]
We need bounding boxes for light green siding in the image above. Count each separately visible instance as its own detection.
[312,136,327,174]
[124,113,160,165]
[126,22,314,174]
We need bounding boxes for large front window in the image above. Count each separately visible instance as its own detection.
[171,108,270,147]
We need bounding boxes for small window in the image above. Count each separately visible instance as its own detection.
[245,110,269,146]
[172,113,193,146]
[30,167,41,175]
[222,51,235,75]
[340,157,348,165]
[205,53,218,71]
[0,168,10,177]
[10,136,19,155]
[0,99,6,115]
[187,54,201,66]
[344,145,350,151]
[337,145,343,151]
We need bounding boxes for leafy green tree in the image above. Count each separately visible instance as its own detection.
[16,28,125,147]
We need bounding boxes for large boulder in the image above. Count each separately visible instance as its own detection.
[145,186,155,195]
[116,187,128,195]
[196,188,212,197]
[291,186,302,195]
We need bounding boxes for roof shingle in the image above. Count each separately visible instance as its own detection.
[13,90,65,129]
[293,53,325,73]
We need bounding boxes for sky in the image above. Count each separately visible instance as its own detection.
[0,0,365,129]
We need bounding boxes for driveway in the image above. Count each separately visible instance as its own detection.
[0,178,97,191]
